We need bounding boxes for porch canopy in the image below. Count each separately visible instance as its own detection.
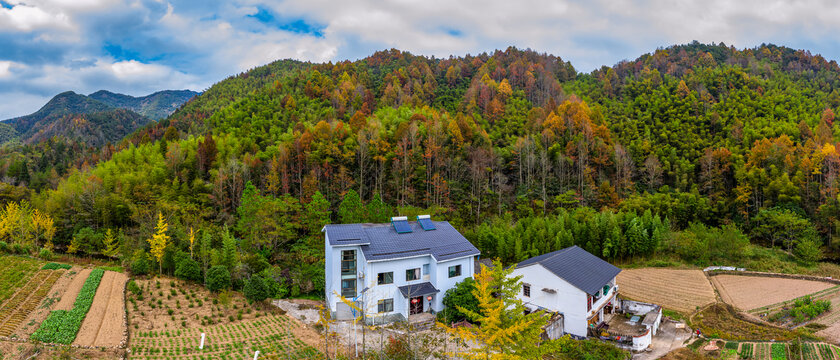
[398,282,440,297]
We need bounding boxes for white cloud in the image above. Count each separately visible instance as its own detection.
[5,0,840,119]
[0,3,72,31]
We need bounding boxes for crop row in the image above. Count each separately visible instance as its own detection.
[128,314,320,359]
[0,269,63,336]
[41,263,72,270]
[0,256,42,306]
[130,333,320,359]
[31,269,104,344]
[771,343,786,360]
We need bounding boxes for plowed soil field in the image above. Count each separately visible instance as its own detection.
[711,274,834,311]
[616,268,716,313]
[73,270,128,347]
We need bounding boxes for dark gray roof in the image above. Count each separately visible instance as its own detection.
[324,221,479,262]
[517,246,621,295]
[398,282,440,297]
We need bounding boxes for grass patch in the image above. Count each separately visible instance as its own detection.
[691,303,795,341]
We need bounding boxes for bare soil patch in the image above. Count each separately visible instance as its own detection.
[11,266,81,339]
[711,274,833,311]
[617,268,716,313]
[73,270,128,348]
[54,268,91,311]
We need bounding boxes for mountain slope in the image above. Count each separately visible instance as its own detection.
[1,91,152,146]
[0,123,18,144]
[89,89,199,120]
[25,109,151,147]
[5,91,114,136]
[17,43,840,264]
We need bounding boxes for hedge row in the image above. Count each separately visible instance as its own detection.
[31,269,104,344]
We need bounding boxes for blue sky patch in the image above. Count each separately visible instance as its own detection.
[443,28,462,37]
[247,6,325,37]
[0,1,12,9]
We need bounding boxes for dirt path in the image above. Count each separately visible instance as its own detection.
[54,268,91,311]
[72,271,128,348]
[12,266,81,338]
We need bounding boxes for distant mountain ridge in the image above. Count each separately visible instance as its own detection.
[0,89,197,147]
[88,89,199,120]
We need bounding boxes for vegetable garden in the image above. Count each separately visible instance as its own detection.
[128,314,322,359]
[30,268,104,344]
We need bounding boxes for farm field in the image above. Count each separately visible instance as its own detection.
[616,268,716,313]
[127,276,324,358]
[0,256,43,305]
[74,270,128,347]
[711,274,836,311]
[128,314,322,359]
[0,267,64,337]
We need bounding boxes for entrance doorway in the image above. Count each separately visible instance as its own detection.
[409,296,423,315]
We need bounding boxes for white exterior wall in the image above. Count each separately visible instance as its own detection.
[365,255,433,320]
[325,240,367,315]
[511,264,589,337]
[432,256,475,311]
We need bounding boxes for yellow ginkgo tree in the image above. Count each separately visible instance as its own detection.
[148,212,169,274]
[441,260,553,360]
[102,228,120,258]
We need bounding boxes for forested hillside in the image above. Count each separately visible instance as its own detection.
[2,42,840,297]
[89,90,199,120]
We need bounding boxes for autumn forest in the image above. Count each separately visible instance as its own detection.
[1,42,839,296]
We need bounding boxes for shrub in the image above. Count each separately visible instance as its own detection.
[0,241,8,253]
[130,250,151,276]
[175,258,202,282]
[127,280,141,295]
[38,248,54,260]
[244,275,270,303]
[205,265,231,292]
[440,278,479,324]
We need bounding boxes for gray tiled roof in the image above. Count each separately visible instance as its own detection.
[398,282,440,297]
[324,221,479,262]
[517,246,621,295]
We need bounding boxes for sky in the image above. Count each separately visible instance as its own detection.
[2,0,840,119]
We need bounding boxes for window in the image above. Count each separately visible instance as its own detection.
[341,250,356,277]
[377,272,394,285]
[341,279,356,298]
[448,264,462,278]
[406,268,420,281]
[523,284,531,297]
[378,298,394,313]
[422,264,430,275]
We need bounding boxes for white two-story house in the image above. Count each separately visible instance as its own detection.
[511,245,622,338]
[324,216,479,323]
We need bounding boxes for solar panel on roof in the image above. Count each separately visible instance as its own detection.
[393,220,413,233]
[418,218,436,230]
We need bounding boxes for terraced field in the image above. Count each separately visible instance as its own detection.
[616,268,716,313]
[0,268,64,336]
[0,256,42,305]
[128,314,322,359]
